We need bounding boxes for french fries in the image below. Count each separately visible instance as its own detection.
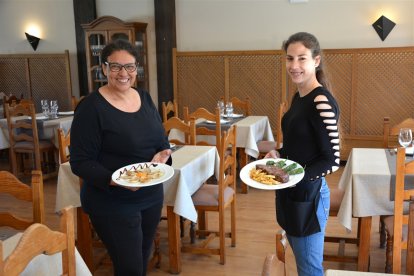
[249,168,281,185]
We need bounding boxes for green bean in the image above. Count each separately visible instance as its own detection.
[283,163,297,173]
[266,160,276,166]
[275,160,286,168]
[288,167,304,175]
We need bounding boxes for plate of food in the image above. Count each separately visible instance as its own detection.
[239,158,305,190]
[112,162,174,188]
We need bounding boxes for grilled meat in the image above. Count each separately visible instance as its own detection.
[256,164,289,183]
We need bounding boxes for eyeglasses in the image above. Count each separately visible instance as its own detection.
[105,62,138,73]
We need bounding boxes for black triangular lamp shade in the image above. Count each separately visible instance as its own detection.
[372,15,396,41]
[25,32,40,51]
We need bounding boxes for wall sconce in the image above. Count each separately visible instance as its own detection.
[25,32,40,51]
[372,15,396,41]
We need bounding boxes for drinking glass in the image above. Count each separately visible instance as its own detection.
[40,99,49,118]
[217,100,225,117]
[49,100,58,119]
[225,102,233,118]
[398,128,412,148]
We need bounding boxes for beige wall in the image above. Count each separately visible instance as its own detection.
[0,0,413,103]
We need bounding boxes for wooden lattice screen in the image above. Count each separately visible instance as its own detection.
[172,49,285,143]
[0,50,73,113]
[173,47,414,160]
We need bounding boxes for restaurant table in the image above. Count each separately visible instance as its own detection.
[0,113,73,149]
[169,115,274,193]
[1,232,92,275]
[55,145,219,274]
[325,269,403,275]
[336,148,410,271]
[169,116,274,158]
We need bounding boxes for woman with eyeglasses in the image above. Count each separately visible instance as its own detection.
[70,39,171,276]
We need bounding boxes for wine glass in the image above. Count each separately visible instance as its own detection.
[40,99,49,118]
[398,128,412,148]
[49,100,59,119]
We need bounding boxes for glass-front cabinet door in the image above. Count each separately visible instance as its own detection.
[82,16,149,93]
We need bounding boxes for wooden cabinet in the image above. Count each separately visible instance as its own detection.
[82,16,149,92]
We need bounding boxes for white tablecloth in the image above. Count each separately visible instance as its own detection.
[169,115,274,159]
[0,114,73,149]
[2,232,91,275]
[337,148,394,231]
[55,145,219,222]
[325,269,402,275]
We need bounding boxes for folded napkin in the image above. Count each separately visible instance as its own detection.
[205,119,230,124]
[58,111,74,115]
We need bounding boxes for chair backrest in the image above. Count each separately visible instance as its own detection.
[57,128,71,163]
[392,147,414,274]
[0,170,45,230]
[3,94,23,118]
[383,117,414,148]
[218,125,237,199]
[183,106,222,153]
[277,101,288,149]
[163,116,196,145]
[0,206,76,276]
[261,229,287,276]
[162,100,179,122]
[71,95,85,110]
[230,96,251,116]
[5,101,42,173]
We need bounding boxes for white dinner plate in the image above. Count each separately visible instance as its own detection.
[205,119,230,124]
[35,115,48,120]
[112,162,174,188]
[58,111,74,115]
[239,158,304,190]
[223,113,243,118]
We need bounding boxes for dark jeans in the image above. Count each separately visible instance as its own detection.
[89,202,163,276]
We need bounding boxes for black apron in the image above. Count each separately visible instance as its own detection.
[275,178,322,237]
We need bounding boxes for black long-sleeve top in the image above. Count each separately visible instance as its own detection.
[279,86,340,183]
[70,89,171,216]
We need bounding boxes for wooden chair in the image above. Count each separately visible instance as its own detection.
[71,95,85,110]
[380,117,414,248]
[229,96,251,116]
[261,229,287,276]
[323,187,361,264]
[382,147,414,274]
[257,101,287,159]
[0,206,76,276]
[162,100,178,122]
[0,170,45,230]
[183,106,222,153]
[57,128,70,164]
[163,116,196,146]
[5,101,55,177]
[182,125,237,264]
[241,101,287,193]
[2,94,23,118]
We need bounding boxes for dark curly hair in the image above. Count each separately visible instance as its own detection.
[100,39,139,64]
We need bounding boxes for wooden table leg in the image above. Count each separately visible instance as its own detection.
[76,207,94,273]
[167,206,181,274]
[357,216,372,271]
[238,148,249,194]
